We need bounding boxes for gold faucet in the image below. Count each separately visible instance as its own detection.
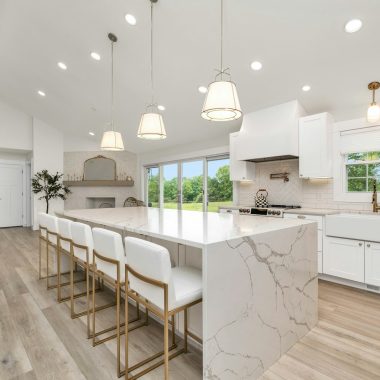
[372,179,380,213]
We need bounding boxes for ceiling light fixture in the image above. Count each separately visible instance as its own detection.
[367,81,380,123]
[344,19,362,33]
[100,33,125,151]
[89,131,95,136]
[201,0,242,122]
[250,61,262,71]
[198,86,208,94]
[91,52,101,61]
[125,14,137,25]
[37,90,46,97]
[302,85,311,92]
[137,0,167,140]
[57,62,67,70]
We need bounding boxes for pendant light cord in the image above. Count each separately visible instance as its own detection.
[111,39,115,131]
[150,1,154,105]
[220,0,223,76]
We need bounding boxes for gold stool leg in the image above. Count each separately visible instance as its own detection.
[184,308,188,353]
[116,283,121,377]
[57,245,61,302]
[171,315,176,346]
[125,286,129,380]
[38,237,42,279]
[92,267,96,347]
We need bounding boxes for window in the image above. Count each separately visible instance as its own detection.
[144,155,232,212]
[346,152,380,192]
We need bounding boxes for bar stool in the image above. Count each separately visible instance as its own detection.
[92,228,145,377]
[45,214,60,290]
[123,237,203,380]
[38,212,48,280]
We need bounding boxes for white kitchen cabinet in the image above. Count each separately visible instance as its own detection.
[299,112,333,179]
[229,132,255,181]
[365,242,380,286]
[324,237,365,282]
[284,213,323,272]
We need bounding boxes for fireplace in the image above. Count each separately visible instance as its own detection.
[86,197,116,209]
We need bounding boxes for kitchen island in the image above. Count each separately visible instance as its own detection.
[63,207,318,379]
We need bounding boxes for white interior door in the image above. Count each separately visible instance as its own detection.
[0,164,23,227]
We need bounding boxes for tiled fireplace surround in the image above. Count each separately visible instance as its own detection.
[237,159,373,212]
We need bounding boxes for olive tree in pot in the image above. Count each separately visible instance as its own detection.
[32,170,71,214]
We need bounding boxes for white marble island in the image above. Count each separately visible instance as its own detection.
[63,207,318,379]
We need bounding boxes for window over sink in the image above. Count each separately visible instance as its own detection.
[346,151,380,192]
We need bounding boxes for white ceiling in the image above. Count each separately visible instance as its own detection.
[0,0,379,153]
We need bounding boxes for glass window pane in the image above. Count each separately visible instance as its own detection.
[207,158,233,212]
[346,164,366,177]
[367,151,380,161]
[163,163,178,209]
[368,163,380,177]
[182,160,203,211]
[347,153,367,163]
[147,167,159,207]
[347,178,367,192]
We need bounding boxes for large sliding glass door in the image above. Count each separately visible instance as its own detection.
[181,160,204,211]
[144,154,232,212]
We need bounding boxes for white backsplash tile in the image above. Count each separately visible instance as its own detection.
[236,159,373,212]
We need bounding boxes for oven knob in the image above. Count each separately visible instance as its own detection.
[268,210,272,215]
[277,211,281,215]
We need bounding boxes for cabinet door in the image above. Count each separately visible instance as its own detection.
[229,133,255,181]
[299,113,333,179]
[324,237,364,282]
[365,242,380,286]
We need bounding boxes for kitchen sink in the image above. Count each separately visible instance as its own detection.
[325,213,380,242]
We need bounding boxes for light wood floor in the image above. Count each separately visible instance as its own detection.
[1,228,380,380]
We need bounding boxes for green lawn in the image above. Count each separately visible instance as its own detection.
[149,201,233,212]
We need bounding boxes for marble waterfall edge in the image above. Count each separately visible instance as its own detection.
[204,223,318,379]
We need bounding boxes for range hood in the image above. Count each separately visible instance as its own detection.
[236,100,306,162]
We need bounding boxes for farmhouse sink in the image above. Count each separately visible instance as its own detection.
[325,213,380,242]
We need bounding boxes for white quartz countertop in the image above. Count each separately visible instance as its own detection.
[283,208,339,216]
[63,207,315,248]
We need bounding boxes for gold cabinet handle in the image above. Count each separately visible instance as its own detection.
[359,242,363,247]
[367,243,371,248]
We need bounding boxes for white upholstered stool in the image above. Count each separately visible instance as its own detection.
[123,237,202,380]
[44,214,60,290]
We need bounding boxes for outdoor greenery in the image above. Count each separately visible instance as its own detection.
[32,170,71,213]
[148,164,233,212]
[346,152,380,192]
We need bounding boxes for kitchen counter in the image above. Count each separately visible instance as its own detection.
[284,208,339,216]
[63,207,318,379]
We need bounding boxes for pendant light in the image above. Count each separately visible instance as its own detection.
[201,0,242,122]
[367,81,380,123]
[137,0,167,140]
[101,33,125,151]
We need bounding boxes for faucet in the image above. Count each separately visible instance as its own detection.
[372,179,380,213]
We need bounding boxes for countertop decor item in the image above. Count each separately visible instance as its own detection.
[367,81,380,123]
[100,33,125,151]
[255,189,268,208]
[201,0,242,121]
[270,172,290,182]
[32,170,71,213]
[137,0,167,140]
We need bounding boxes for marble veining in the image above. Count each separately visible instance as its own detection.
[204,224,318,379]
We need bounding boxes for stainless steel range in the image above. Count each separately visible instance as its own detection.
[239,205,301,218]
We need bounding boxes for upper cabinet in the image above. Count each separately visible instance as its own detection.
[299,112,333,179]
[229,132,255,181]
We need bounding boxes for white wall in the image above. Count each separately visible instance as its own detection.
[32,118,64,228]
[0,100,33,151]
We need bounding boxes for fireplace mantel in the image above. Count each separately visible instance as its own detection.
[63,180,134,187]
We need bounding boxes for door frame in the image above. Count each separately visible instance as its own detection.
[0,159,31,227]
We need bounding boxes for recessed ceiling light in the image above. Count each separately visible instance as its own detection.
[198,86,208,94]
[91,52,101,61]
[89,131,95,136]
[37,90,46,97]
[250,61,262,71]
[158,105,165,111]
[344,19,362,33]
[302,85,311,92]
[57,62,67,70]
[125,14,137,26]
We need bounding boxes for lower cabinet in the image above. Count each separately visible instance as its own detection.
[365,242,380,286]
[324,237,365,282]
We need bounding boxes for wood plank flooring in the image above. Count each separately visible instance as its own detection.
[1,227,380,379]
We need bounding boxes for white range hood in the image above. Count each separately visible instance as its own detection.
[236,100,306,162]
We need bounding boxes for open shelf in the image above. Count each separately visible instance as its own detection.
[63,180,134,187]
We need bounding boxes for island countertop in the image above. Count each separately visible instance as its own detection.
[63,207,315,248]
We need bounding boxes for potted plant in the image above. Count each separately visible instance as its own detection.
[32,170,71,213]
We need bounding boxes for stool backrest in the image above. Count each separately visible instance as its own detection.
[45,214,58,244]
[57,218,72,252]
[93,228,125,282]
[125,237,174,308]
[38,212,48,238]
[71,222,93,263]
